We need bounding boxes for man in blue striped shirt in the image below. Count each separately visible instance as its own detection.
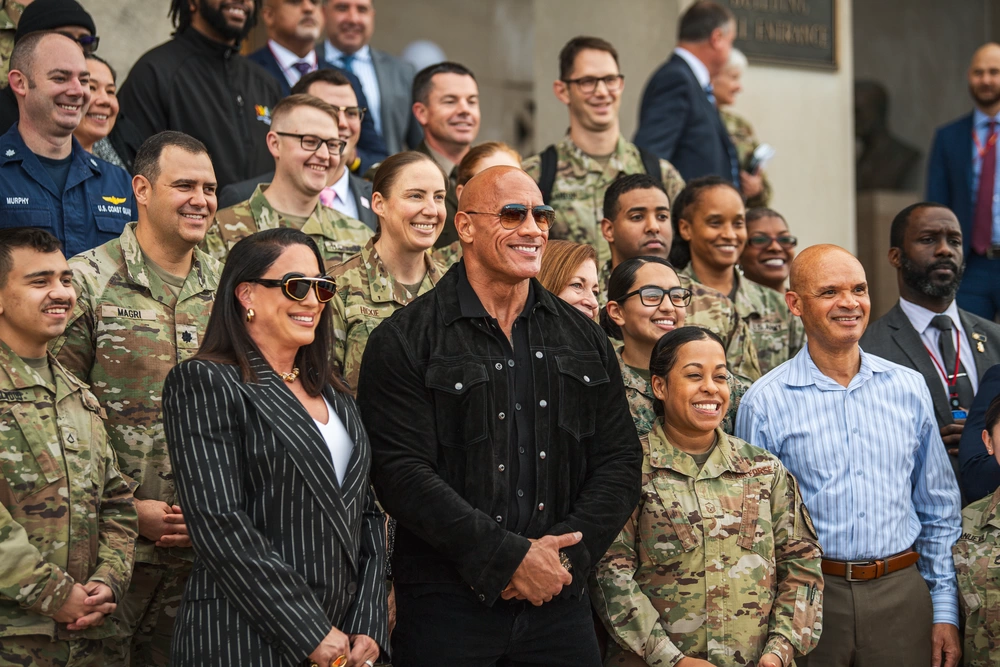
[737,244,962,667]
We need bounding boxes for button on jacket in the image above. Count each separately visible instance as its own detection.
[0,342,137,640]
[357,262,643,605]
[0,125,134,257]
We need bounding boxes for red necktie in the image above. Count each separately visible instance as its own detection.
[973,120,996,255]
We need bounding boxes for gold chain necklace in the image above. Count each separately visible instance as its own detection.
[278,367,300,383]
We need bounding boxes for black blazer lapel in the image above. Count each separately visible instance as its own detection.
[322,385,368,507]
[239,355,358,569]
[883,304,953,425]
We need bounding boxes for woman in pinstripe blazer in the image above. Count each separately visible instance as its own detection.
[162,228,388,667]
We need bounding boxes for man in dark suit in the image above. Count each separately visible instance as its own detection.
[216,69,377,230]
[860,203,1000,494]
[320,0,422,154]
[634,0,739,189]
[927,43,1000,320]
[959,363,1000,502]
[248,0,386,173]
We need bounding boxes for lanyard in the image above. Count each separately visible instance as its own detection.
[923,327,964,409]
[974,124,998,159]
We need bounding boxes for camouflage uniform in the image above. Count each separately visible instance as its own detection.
[720,109,772,209]
[0,2,24,89]
[203,184,373,272]
[51,222,220,666]
[614,343,745,441]
[523,135,685,268]
[330,238,445,391]
[953,486,1000,667]
[431,240,463,270]
[591,420,823,667]
[681,265,803,376]
[599,260,762,384]
[0,342,137,666]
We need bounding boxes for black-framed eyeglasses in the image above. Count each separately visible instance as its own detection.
[275,132,345,155]
[329,105,366,122]
[561,74,624,94]
[465,204,556,231]
[59,32,99,55]
[617,285,692,308]
[747,234,798,249]
[247,272,337,303]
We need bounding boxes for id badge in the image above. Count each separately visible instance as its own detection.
[952,409,968,420]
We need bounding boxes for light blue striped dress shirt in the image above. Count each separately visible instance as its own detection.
[326,41,383,137]
[735,345,962,625]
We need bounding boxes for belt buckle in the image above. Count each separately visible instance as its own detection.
[844,561,869,582]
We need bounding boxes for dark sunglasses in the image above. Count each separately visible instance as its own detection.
[618,285,692,308]
[58,32,99,54]
[465,204,556,231]
[247,272,336,303]
[747,234,798,249]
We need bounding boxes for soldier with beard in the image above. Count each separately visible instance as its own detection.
[861,203,1000,497]
[118,0,281,190]
[928,43,1000,320]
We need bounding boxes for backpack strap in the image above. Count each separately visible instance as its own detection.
[538,144,558,205]
[638,146,663,184]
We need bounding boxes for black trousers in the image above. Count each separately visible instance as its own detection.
[391,584,602,667]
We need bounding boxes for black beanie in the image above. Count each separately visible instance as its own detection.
[14,0,96,42]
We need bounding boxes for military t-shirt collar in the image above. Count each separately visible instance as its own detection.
[0,341,82,401]
[647,422,750,478]
[613,343,652,396]
[363,239,442,305]
[119,221,213,298]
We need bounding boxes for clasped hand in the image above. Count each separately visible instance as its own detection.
[309,626,379,667]
[136,499,191,548]
[500,531,582,606]
[53,581,116,630]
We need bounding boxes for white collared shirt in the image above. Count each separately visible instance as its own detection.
[268,40,318,88]
[898,297,979,394]
[324,168,359,220]
[674,47,711,90]
[324,41,382,136]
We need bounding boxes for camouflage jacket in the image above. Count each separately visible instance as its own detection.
[591,421,823,666]
[954,487,1000,667]
[330,238,445,391]
[523,135,685,268]
[720,109,772,209]
[681,265,803,375]
[613,343,745,440]
[203,183,373,272]
[51,222,219,564]
[600,260,762,384]
[0,2,24,89]
[0,342,137,640]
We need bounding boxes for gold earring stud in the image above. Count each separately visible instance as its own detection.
[246,308,255,323]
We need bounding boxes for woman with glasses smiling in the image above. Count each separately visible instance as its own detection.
[162,228,387,667]
[330,151,448,392]
[739,207,797,294]
[602,256,745,442]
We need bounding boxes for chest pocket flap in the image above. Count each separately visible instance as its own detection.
[0,404,65,500]
[555,355,609,440]
[426,362,490,448]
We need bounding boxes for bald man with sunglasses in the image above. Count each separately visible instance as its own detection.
[50,130,221,666]
[358,166,642,665]
[204,94,372,272]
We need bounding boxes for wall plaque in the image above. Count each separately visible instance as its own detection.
[728,0,837,70]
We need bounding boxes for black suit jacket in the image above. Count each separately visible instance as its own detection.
[959,363,1000,502]
[859,302,1000,427]
[163,354,388,666]
[633,53,739,186]
[215,169,377,229]
[248,46,388,174]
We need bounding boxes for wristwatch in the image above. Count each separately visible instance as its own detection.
[559,550,573,572]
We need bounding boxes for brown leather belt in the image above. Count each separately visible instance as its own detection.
[821,550,919,581]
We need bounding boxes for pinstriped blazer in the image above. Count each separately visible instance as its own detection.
[162,353,388,667]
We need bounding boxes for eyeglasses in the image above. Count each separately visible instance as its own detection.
[329,105,366,122]
[561,74,624,95]
[275,132,345,155]
[464,204,556,231]
[59,32,99,55]
[247,272,337,303]
[747,234,798,249]
[617,285,692,308]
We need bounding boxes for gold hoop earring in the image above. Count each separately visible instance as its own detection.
[246,308,255,323]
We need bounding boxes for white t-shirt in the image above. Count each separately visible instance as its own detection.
[313,396,355,486]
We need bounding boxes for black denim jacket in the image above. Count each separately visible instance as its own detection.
[357,263,642,606]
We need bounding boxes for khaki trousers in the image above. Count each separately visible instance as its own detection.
[797,564,932,667]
